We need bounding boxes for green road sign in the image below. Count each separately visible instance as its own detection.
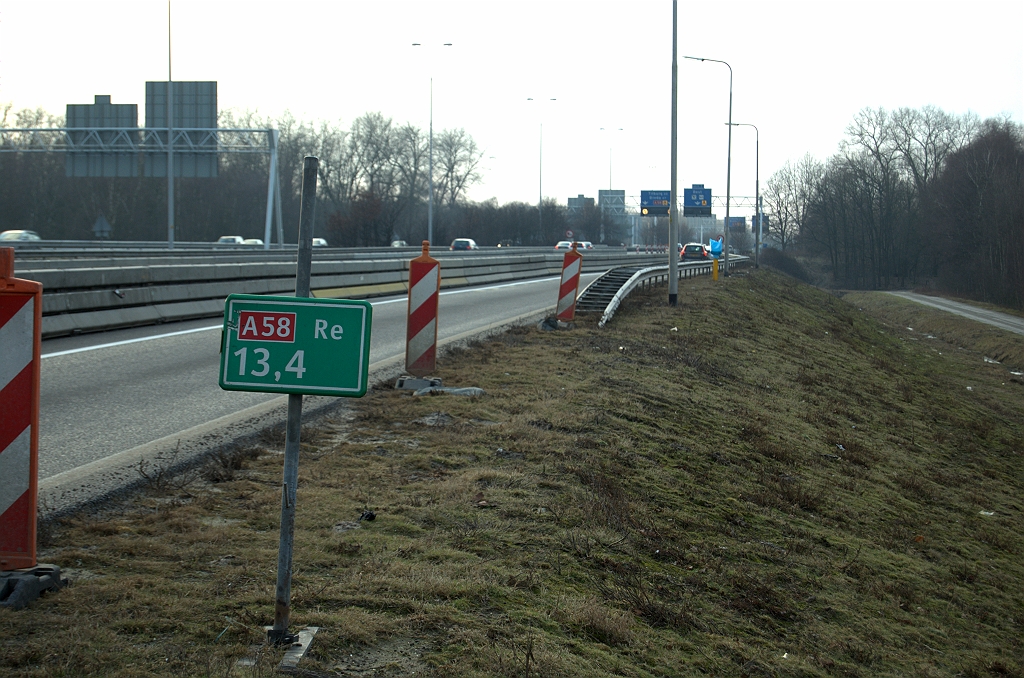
[219,294,372,397]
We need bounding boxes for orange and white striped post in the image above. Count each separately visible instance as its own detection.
[405,241,440,377]
[0,247,42,571]
[555,242,583,321]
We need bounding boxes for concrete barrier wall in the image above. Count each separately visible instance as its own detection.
[24,250,666,338]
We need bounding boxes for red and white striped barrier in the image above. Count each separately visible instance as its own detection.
[0,247,42,571]
[555,243,583,321]
[405,241,440,377]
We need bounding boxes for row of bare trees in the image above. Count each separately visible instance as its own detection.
[0,105,484,246]
[762,106,1023,308]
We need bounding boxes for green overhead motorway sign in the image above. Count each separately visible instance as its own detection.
[219,294,372,397]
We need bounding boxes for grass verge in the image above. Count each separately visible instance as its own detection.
[3,268,1022,677]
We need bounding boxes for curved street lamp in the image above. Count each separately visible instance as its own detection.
[683,55,732,275]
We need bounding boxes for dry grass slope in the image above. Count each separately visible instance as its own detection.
[3,269,1022,677]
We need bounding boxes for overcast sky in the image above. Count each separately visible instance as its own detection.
[1,0,1021,222]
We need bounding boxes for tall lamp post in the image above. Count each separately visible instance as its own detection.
[412,42,453,246]
[669,0,678,305]
[683,55,732,275]
[527,97,556,244]
[598,127,624,189]
[167,1,175,249]
[598,126,624,246]
[728,122,760,267]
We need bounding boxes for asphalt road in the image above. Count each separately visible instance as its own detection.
[38,273,599,499]
[886,291,1024,336]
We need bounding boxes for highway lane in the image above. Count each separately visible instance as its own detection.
[39,273,599,482]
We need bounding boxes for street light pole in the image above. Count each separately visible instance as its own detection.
[167,1,174,250]
[598,127,624,190]
[412,42,452,246]
[539,122,543,241]
[729,122,760,268]
[527,97,556,245]
[669,0,678,305]
[684,55,732,275]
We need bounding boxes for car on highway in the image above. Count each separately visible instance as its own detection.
[576,241,593,250]
[554,240,573,250]
[680,243,711,261]
[312,238,329,247]
[390,239,407,247]
[0,229,42,241]
[242,238,264,246]
[450,238,478,251]
[216,235,245,244]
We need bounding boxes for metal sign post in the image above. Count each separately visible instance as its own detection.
[217,157,370,647]
[274,156,317,646]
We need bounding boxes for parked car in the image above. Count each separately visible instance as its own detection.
[216,235,245,244]
[312,238,329,247]
[242,238,264,246]
[554,240,573,250]
[450,238,478,251]
[0,229,42,241]
[680,243,711,261]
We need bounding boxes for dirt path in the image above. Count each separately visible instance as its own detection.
[887,291,1024,336]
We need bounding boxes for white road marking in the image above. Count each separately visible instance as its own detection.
[41,275,569,359]
[42,325,222,359]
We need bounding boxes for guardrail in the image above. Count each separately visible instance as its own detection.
[597,258,747,327]
[18,249,668,338]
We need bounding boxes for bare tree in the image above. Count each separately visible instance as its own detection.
[930,120,1024,308]
[350,112,397,199]
[433,128,482,208]
[392,123,428,241]
[890,105,978,193]
[763,153,821,250]
[314,119,358,217]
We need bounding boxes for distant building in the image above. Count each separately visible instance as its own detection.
[685,215,718,243]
